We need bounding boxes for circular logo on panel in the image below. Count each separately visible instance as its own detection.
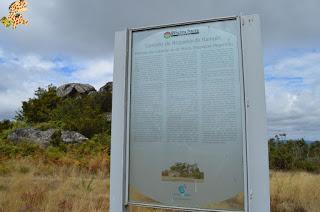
[178,184,186,194]
[164,31,172,39]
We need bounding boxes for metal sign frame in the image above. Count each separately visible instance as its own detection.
[110,15,270,212]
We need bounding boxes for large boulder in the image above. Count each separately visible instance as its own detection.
[8,128,54,147]
[8,128,88,147]
[99,82,113,93]
[61,131,88,144]
[57,83,96,98]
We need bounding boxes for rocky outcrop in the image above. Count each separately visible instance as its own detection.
[99,82,113,93]
[57,83,96,98]
[8,128,54,146]
[61,131,88,144]
[8,128,88,147]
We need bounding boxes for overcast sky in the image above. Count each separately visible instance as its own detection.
[0,0,320,140]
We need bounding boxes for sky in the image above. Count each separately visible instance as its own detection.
[0,0,320,140]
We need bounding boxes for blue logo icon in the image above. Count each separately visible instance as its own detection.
[173,184,191,199]
[178,184,186,194]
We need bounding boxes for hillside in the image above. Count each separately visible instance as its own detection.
[0,83,112,179]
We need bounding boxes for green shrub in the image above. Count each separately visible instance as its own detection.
[33,121,61,131]
[15,85,112,138]
[46,146,65,160]
[72,140,103,156]
[0,128,13,140]
[0,84,113,167]
[11,121,29,129]
[91,131,111,154]
[51,97,110,138]
[0,120,13,133]
[269,139,320,173]
[90,91,112,113]
[50,130,62,147]
[0,121,29,140]
[17,141,42,157]
[19,166,30,174]
[302,161,318,172]
[16,85,61,123]
[0,140,43,159]
[0,142,19,158]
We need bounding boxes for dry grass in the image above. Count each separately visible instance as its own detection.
[0,159,109,212]
[130,172,320,212]
[0,159,319,212]
[270,171,320,212]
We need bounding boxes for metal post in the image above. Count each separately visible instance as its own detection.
[110,30,129,212]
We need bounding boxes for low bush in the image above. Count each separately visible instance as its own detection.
[17,141,43,157]
[0,120,13,133]
[33,121,62,131]
[50,130,63,147]
[45,146,65,161]
[269,139,320,173]
[19,166,30,174]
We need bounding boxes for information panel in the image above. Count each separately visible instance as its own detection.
[129,19,245,211]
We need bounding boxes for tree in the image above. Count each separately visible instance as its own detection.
[16,85,61,123]
[268,138,320,172]
[50,96,110,138]
[0,120,13,133]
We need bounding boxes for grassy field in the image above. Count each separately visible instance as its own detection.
[270,171,320,212]
[0,159,109,212]
[0,159,319,212]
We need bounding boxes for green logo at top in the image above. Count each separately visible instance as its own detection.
[164,29,199,39]
[164,32,172,39]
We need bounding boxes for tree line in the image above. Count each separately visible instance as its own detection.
[269,138,320,172]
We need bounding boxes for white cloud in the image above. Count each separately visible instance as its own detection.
[1,0,320,59]
[265,52,320,140]
[18,55,56,71]
[0,52,63,119]
[71,59,113,89]
[0,49,113,120]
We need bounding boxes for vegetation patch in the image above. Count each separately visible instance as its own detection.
[162,162,204,181]
[269,139,320,173]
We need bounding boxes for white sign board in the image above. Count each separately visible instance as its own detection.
[110,15,270,212]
